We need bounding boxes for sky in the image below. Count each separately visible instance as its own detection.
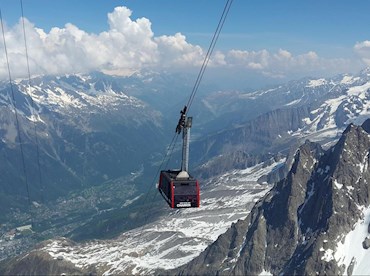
[1,0,370,87]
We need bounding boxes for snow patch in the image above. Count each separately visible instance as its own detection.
[334,206,370,275]
[285,99,302,106]
[333,180,343,190]
[306,79,327,88]
[259,269,273,276]
[347,82,370,99]
[321,248,335,262]
[340,75,359,85]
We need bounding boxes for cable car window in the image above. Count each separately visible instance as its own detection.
[174,183,197,195]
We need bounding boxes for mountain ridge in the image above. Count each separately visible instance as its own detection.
[191,67,370,181]
[177,119,370,275]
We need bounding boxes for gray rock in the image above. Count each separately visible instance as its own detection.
[362,237,370,249]
[347,257,356,276]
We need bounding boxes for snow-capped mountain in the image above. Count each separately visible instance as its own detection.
[0,73,165,216]
[178,120,370,275]
[191,68,370,176]
[196,68,370,132]
[5,74,161,127]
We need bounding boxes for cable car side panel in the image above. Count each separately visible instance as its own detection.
[171,181,175,208]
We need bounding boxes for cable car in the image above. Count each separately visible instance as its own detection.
[158,106,200,208]
[158,170,200,208]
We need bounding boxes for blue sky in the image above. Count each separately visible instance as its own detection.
[1,0,370,86]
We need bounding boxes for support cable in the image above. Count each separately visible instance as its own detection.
[0,9,33,221]
[20,0,45,203]
[185,0,233,114]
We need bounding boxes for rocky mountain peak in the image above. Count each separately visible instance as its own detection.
[177,120,370,275]
[177,139,324,275]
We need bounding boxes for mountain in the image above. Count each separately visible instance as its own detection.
[2,68,370,274]
[0,69,231,217]
[0,158,284,275]
[177,120,370,275]
[3,119,370,275]
[195,68,370,132]
[0,73,165,217]
[191,68,370,178]
[3,67,370,211]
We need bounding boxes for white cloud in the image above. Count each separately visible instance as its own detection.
[354,40,370,65]
[0,7,176,78]
[0,6,366,81]
[155,33,203,67]
[274,49,292,60]
[225,48,357,79]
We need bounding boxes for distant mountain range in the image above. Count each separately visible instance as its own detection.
[1,68,370,274]
[0,73,166,217]
[192,68,370,178]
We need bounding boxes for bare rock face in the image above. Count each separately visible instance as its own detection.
[0,251,86,276]
[177,120,370,275]
[177,139,324,275]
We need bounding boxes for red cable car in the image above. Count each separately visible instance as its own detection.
[158,170,200,208]
[158,106,200,208]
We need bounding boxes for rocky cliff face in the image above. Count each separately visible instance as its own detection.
[178,119,370,275]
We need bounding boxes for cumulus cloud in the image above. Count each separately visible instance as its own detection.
[0,5,366,81]
[0,7,160,77]
[0,6,218,79]
[155,33,203,67]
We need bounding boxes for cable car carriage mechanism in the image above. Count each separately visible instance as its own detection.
[158,106,200,208]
